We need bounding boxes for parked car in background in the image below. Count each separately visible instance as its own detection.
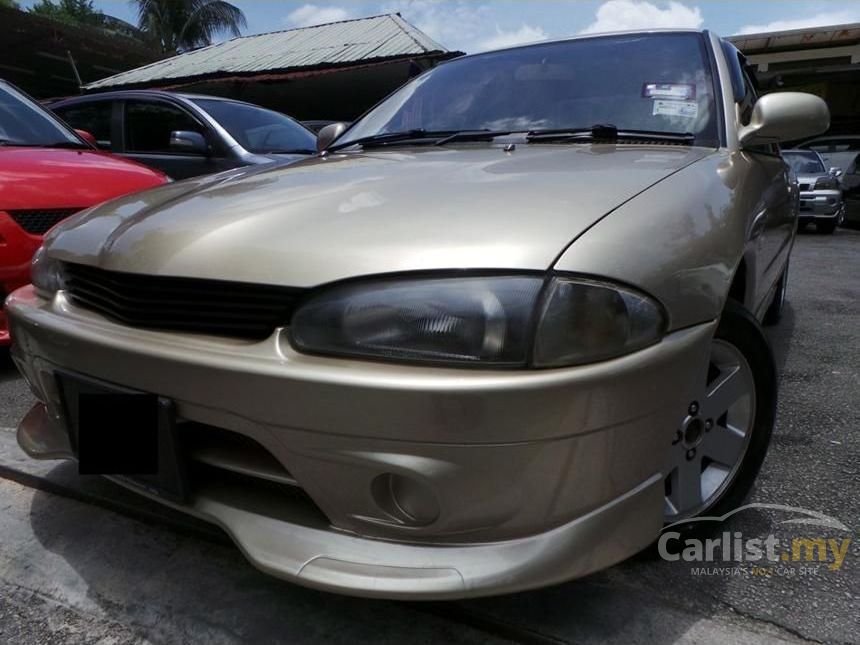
[51,91,317,179]
[0,80,167,346]
[782,149,844,234]
[795,134,860,228]
[7,32,828,599]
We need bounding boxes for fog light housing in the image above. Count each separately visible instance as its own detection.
[372,473,440,526]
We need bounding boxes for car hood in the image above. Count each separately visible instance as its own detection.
[0,147,166,211]
[46,145,713,287]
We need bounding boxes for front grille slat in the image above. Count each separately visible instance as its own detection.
[64,263,302,339]
[8,208,84,235]
[68,264,290,300]
[70,294,278,332]
[66,279,289,314]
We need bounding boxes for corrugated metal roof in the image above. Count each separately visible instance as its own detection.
[84,13,450,90]
[729,23,860,55]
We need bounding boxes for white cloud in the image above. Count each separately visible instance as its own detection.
[476,24,549,52]
[738,10,860,35]
[285,4,352,28]
[580,0,703,35]
[382,0,492,51]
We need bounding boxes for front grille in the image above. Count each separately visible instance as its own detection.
[8,208,84,234]
[63,262,302,339]
[799,183,811,192]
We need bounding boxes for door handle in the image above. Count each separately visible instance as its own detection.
[749,209,767,241]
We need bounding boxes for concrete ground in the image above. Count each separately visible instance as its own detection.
[0,228,857,644]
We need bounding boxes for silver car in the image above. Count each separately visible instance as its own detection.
[782,149,844,234]
[794,135,860,228]
[51,91,317,180]
[7,31,828,599]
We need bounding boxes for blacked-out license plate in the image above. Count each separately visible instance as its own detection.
[56,371,189,503]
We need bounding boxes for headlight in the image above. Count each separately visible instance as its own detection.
[291,276,544,365]
[290,275,665,368]
[814,176,838,190]
[31,246,66,298]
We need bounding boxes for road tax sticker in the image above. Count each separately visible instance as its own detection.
[642,83,696,100]
[653,99,699,119]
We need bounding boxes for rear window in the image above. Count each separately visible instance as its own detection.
[55,101,113,149]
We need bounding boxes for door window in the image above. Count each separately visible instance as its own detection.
[125,101,205,154]
[54,101,113,149]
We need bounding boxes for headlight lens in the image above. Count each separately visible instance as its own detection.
[290,275,665,368]
[291,276,544,365]
[30,246,66,297]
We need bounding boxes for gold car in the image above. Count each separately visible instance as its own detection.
[7,30,828,599]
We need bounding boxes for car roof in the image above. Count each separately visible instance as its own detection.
[51,89,263,110]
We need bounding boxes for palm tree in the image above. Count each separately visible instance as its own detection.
[133,0,246,53]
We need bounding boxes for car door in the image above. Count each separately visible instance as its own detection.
[736,65,794,310]
[121,98,231,179]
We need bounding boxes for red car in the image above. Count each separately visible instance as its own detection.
[1,80,168,345]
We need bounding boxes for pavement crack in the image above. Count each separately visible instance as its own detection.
[706,593,826,644]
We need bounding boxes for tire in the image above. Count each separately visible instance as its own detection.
[817,219,837,234]
[663,300,777,528]
[763,263,788,326]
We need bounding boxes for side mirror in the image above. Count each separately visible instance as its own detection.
[316,122,348,152]
[829,167,843,178]
[169,130,208,154]
[74,129,98,148]
[738,92,830,147]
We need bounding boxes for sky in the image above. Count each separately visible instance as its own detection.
[29,0,860,53]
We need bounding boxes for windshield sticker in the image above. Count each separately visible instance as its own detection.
[642,83,696,100]
[653,99,699,119]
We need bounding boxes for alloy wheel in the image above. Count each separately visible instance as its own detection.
[664,339,756,521]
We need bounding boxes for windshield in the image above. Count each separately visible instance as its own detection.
[783,151,826,174]
[340,33,718,147]
[0,83,84,148]
[192,99,316,154]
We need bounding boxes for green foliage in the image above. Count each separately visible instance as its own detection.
[133,0,247,53]
[29,0,104,27]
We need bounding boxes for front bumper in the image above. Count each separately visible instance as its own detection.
[8,286,715,598]
[798,189,843,219]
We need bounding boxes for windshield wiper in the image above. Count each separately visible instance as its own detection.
[47,140,90,149]
[527,124,695,145]
[266,148,317,155]
[0,140,89,149]
[434,130,512,145]
[327,129,513,152]
[327,129,433,152]
[0,139,38,147]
